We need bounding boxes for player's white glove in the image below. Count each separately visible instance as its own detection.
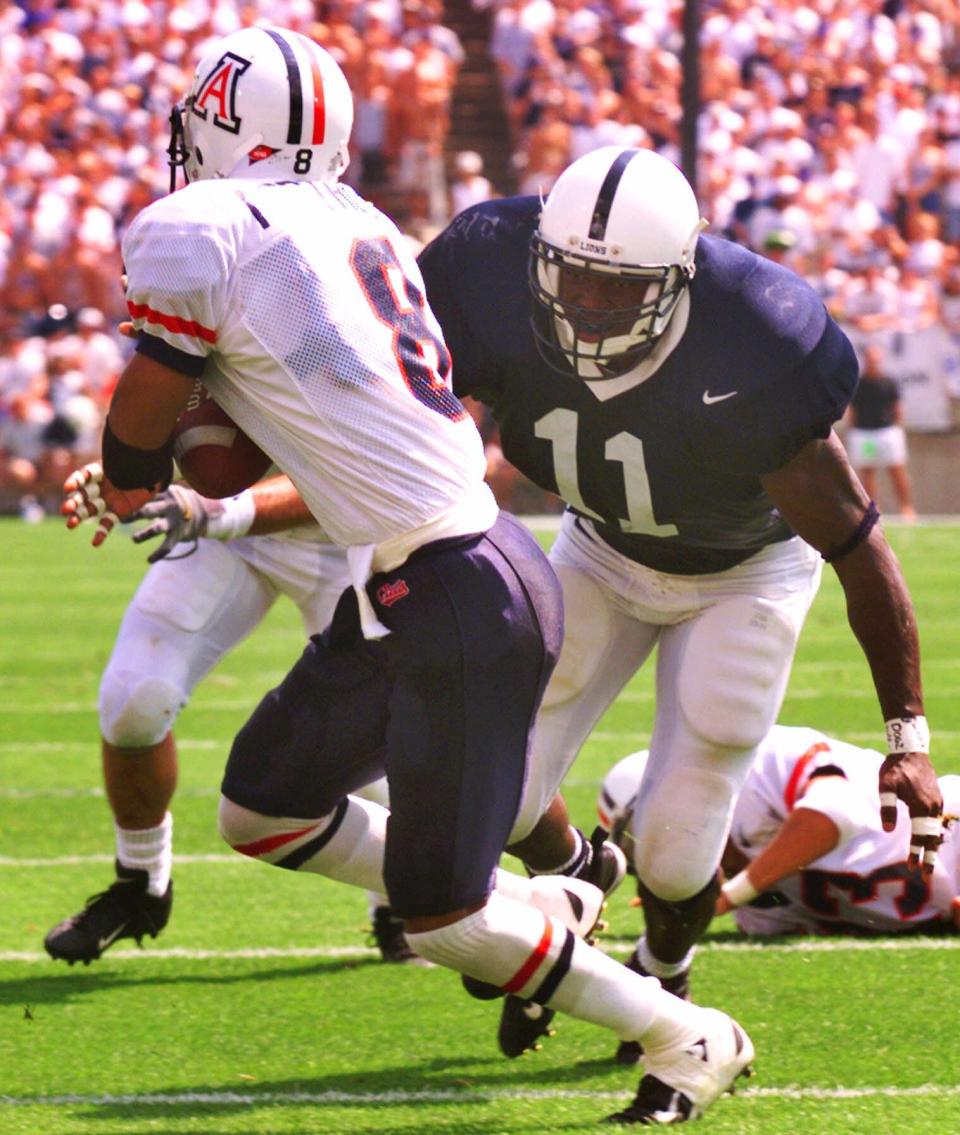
[130,484,213,563]
[130,484,256,563]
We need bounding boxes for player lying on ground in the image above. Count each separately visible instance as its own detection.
[601,724,959,1063]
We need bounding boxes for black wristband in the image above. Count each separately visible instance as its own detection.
[822,500,880,563]
[102,418,174,491]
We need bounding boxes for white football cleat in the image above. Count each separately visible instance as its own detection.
[606,1009,754,1125]
[526,873,606,939]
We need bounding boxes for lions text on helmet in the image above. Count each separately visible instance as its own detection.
[168,26,353,191]
[529,147,707,380]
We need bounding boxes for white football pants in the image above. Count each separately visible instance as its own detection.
[509,512,822,901]
[99,529,349,748]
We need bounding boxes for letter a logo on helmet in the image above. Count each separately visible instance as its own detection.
[193,52,251,135]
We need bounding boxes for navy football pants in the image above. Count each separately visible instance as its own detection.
[221,511,563,917]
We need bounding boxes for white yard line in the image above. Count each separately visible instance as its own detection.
[2,936,958,965]
[0,853,239,866]
[1,1084,958,1108]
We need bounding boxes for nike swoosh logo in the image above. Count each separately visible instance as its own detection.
[702,389,738,404]
[97,923,128,953]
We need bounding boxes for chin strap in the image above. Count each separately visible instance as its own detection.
[167,106,190,193]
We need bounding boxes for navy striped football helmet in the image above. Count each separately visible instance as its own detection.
[530,147,704,379]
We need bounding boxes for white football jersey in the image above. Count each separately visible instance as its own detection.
[731,725,959,933]
[122,178,496,560]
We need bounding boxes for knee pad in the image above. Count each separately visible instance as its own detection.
[217,796,342,864]
[218,793,387,895]
[99,667,187,748]
[632,766,745,901]
[218,796,279,851]
[678,596,797,750]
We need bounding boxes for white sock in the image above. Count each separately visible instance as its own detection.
[407,892,707,1048]
[221,795,588,916]
[637,937,695,981]
[116,813,173,897]
[366,891,390,917]
[526,826,589,876]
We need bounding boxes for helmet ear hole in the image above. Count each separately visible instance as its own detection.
[195,147,204,168]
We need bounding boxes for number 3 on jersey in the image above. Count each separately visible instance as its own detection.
[351,237,464,421]
[535,407,678,536]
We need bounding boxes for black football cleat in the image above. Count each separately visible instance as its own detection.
[44,862,172,965]
[369,906,432,966]
[615,950,692,1065]
[462,973,506,1000]
[583,825,628,900]
[498,995,556,1058]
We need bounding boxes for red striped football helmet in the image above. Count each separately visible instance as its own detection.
[168,26,353,190]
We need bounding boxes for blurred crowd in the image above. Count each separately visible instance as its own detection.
[3,0,960,517]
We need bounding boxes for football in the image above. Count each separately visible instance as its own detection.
[171,381,272,498]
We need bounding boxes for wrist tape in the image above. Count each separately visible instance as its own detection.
[884,715,930,755]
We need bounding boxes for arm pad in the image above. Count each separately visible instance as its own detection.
[102,418,174,491]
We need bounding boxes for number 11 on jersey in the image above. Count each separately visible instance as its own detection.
[535,408,678,537]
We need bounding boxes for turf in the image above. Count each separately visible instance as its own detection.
[1,517,958,1134]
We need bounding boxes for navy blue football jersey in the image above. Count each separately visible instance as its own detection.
[418,197,859,574]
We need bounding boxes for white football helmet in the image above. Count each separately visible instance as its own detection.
[529,147,705,379]
[596,750,649,852]
[168,26,353,190]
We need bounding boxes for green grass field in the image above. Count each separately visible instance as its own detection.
[1,517,958,1135]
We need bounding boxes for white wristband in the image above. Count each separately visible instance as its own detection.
[205,489,257,541]
[721,870,759,909]
[884,716,930,755]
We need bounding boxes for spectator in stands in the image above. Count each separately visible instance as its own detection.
[834,257,900,334]
[844,343,916,522]
[449,150,494,218]
[849,103,907,225]
[758,228,801,272]
[745,173,816,256]
[69,307,125,401]
[903,209,953,281]
[401,0,464,71]
[387,31,457,230]
[894,258,941,334]
[0,381,77,517]
[351,51,393,189]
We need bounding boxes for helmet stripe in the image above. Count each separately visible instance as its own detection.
[588,149,638,241]
[304,43,327,145]
[263,28,303,145]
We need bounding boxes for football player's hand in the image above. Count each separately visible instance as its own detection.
[61,463,154,547]
[129,483,214,563]
[879,751,943,875]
